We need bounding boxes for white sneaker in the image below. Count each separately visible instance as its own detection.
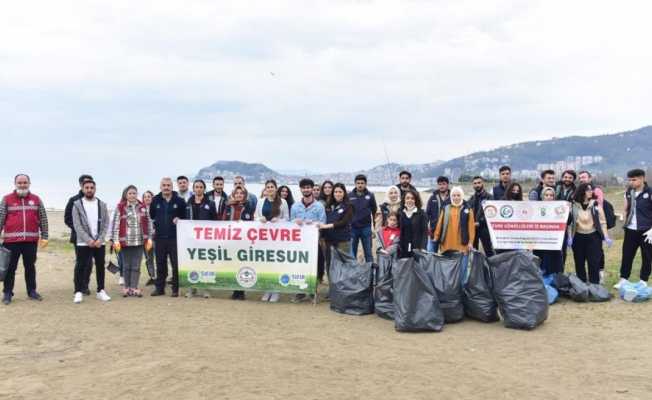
[639,280,648,287]
[269,292,280,303]
[613,278,628,290]
[118,277,125,286]
[599,271,605,285]
[73,292,83,304]
[261,292,272,302]
[185,288,195,298]
[96,290,111,302]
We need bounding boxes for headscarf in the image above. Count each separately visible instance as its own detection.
[450,186,464,207]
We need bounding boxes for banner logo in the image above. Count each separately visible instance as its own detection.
[237,267,257,288]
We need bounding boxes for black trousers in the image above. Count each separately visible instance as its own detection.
[74,245,106,293]
[561,231,569,272]
[572,232,602,284]
[534,250,563,276]
[155,239,178,293]
[620,228,652,281]
[473,224,495,257]
[3,242,38,295]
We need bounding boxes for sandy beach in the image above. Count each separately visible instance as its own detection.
[1,210,652,400]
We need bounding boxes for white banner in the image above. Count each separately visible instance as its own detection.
[483,201,570,251]
[176,220,319,293]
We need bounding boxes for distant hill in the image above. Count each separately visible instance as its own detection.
[195,161,281,182]
[431,126,652,181]
[195,126,651,185]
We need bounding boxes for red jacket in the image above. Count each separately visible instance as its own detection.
[2,192,43,243]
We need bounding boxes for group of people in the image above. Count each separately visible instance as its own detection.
[1,165,651,306]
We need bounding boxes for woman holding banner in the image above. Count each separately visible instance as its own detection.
[185,180,218,299]
[317,180,335,282]
[433,187,475,279]
[398,189,428,258]
[223,186,255,300]
[567,183,611,284]
[321,183,354,263]
[255,179,290,303]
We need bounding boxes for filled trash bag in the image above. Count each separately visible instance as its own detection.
[374,252,395,320]
[588,283,611,302]
[542,274,559,305]
[393,254,444,332]
[619,281,652,303]
[329,247,374,315]
[427,251,465,323]
[488,251,548,330]
[463,251,499,322]
[553,273,572,298]
[568,274,590,302]
[0,245,10,281]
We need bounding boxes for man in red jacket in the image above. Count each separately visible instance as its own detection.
[0,174,49,305]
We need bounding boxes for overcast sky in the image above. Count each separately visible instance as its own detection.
[1,0,651,206]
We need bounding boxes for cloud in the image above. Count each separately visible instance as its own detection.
[1,0,651,203]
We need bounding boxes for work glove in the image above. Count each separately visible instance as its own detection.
[567,236,573,247]
[644,228,652,245]
[604,237,614,248]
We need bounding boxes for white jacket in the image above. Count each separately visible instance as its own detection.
[254,197,290,222]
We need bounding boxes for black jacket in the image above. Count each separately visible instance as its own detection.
[468,189,492,226]
[398,208,428,258]
[555,182,576,202]
[64,191,84,244]
[206,190,228,219]
[425,191,450,236]
[186,195,218,221]
[396,183,417,200]
[149,192,187,240]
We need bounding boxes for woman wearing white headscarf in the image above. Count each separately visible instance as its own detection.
[375,186,402,228]
[434,186,476,280]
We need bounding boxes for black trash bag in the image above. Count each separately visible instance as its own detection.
[0,245,10,281]
[463,251,499,323]
[568,274,590,302]
[588,283,612,302]
[488,251,548,330]
[328,247,374,315]
[427,251,465,323]
[393,254,444,332]
[374,252,395,320]
[553,273,572,298]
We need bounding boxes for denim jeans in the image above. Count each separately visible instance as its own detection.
[351,225,373,262]
[460,253,469,285]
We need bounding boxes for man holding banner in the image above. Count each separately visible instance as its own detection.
[291,178,326,303]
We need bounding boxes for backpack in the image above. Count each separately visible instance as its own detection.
[603,200,616,230]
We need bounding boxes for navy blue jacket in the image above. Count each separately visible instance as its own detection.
[625,184,652,232]
[425,191,450,237]
[150,192,187,240]
[492,182,509,200]
[349,189,378,229]
[324,201,353,242]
